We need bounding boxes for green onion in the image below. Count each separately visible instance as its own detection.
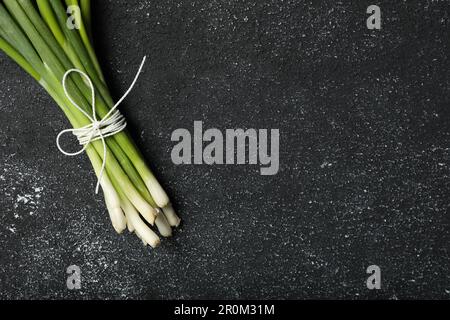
[0,0,180,247]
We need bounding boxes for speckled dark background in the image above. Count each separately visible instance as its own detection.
[0,0,449,300]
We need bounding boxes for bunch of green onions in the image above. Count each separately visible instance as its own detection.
[0,0,180,247]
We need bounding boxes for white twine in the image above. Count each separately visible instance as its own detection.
[56,56,147,194]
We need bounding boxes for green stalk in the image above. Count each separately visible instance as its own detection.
[16,1,157,207]
[42,71,157,224]
[36,0,169,207]
[107,138,157,207]
[65,0,104,82]
[0,0,176,222]
[0,36,40,81]
[19,0,104,121]
[35,0,86,73]
[35,0,65,45]
[4,0,157,221]
[16,0,152,203]
[19,0,90,98]
[79,0,92,40]
[43,78,126,234]
[14,0,151,202]
[3,0,89,115]
[48,0,112,105]
[1,0,180,246]
[0,3,45,75]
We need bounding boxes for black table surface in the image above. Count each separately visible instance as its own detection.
[0,0,449,299]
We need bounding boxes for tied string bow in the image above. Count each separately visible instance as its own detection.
[56,56,147,194]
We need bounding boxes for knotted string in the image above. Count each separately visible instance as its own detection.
[56,56,147,194]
